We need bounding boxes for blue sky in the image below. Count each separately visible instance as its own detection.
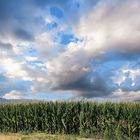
[0,0,140,101]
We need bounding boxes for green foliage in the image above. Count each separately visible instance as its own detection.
[0,101,139,139]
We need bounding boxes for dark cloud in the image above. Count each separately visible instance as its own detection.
[47,52,117,98]
[0,0,66,41]
[52,73,113,98]
[0,0,38,41]
[0,42,13,50]
[0,0,100,41]
[14,28,34,41]
[100,50,140,65]
[0,0,140,101]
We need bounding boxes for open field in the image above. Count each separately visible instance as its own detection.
[0,101,139,139]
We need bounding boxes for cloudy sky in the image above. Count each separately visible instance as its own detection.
[0,0,140,101]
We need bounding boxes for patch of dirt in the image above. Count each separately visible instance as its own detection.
[0,133,102,140]
[0,135,21,140]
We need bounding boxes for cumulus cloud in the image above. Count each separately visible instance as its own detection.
[44,0,140,99]
[35,32,61,59]
[2,90,24,99]
[1,58,31,80]
[74,0,140,53]
[1,0,140,100]
[45,41,115,97]
[107,89,140,101]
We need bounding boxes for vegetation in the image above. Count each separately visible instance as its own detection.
[0,101,140,139]
[0,133,92,140]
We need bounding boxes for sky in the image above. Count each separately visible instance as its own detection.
[0,0,140,101]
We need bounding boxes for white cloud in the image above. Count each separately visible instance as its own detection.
[1,0,140,100]
[0,58,32,81]
[123,68,140,87]
[44,0,140,97]
[2,90,24,99]
[74,0,140,55]
[112,65,140,87]
[108,89,140,101]
[35,32,61,60]
[46,41,91,90]
[25,56,38,61]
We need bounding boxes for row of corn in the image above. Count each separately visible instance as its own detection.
[0,101,139,139]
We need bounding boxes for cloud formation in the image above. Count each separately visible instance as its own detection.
[0,0,140,101]
[44,0,140,99]
[2,90,24,99]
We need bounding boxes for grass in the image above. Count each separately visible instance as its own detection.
[0,133,101,140]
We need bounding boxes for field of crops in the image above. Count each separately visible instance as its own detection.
[0,101,139,139]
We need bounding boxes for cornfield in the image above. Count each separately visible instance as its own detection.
[0,101,140,139]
